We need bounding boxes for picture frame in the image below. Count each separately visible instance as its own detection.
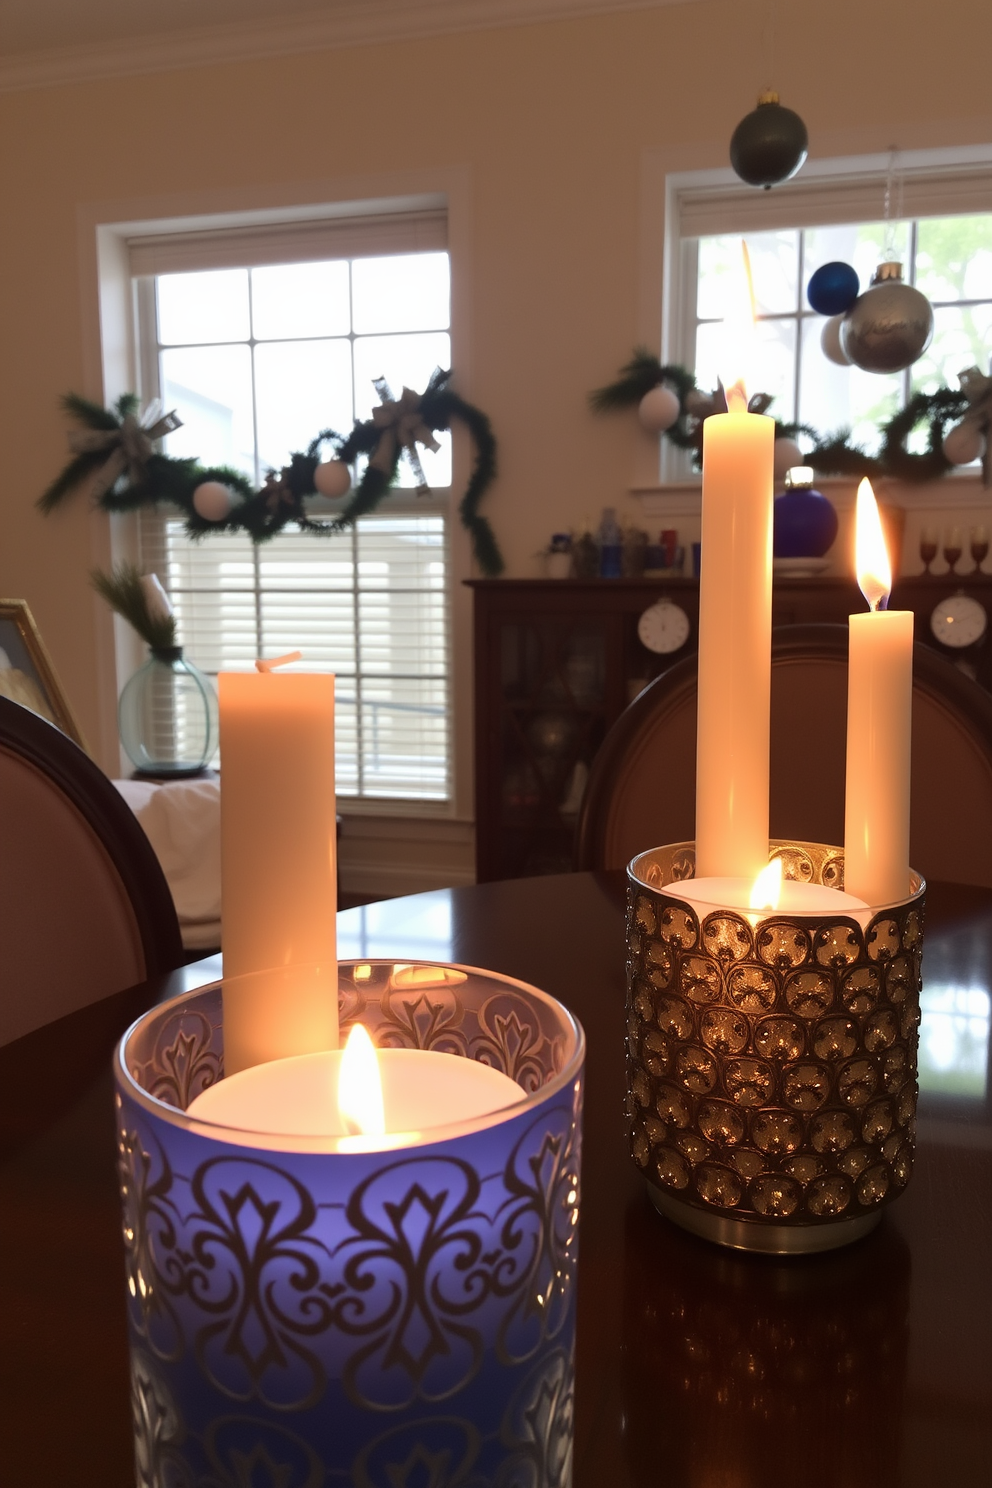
[0,598,87,751]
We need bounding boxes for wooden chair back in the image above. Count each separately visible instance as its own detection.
[0,698,183,1046]
[575,623,992,889]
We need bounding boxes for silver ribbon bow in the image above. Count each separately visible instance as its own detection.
[368,380,440,491]
[956,365,992,486]
[68,401,183,500]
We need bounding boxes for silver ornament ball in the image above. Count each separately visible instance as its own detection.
[192,480,235,522]
[942,419,984,466]
[840,262,934,374]
[773,437,804,479]
[821,313,851,367]
[313,459,352,498]
[637,384,681,434]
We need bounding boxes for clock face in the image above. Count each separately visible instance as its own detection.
[930,594,988,649]
[638,599,691,655]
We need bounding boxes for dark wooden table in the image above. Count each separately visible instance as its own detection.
[1,873,990,1486]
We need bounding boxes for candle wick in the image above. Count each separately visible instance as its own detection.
[256,650,303,673]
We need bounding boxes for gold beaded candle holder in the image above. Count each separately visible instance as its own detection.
[626,840,925,1254]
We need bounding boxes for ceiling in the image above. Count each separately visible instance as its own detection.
[0,0,697,91]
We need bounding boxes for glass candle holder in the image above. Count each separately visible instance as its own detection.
[626,840,924,1254]
[115,961,584,1486]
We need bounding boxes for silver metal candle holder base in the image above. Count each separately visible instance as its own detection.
[626,840,925,1256]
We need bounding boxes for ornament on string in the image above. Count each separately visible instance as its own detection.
[942,365,992,484]
[820,314,851,367]
[729,90,808,189]
[773,436,805,479]
[192,480,236,522]
[637,383,682,433]
[806,261,859,317]
[312,459,352,499]
[840,262,934,374]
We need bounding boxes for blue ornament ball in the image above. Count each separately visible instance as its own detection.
[807,261,860,317]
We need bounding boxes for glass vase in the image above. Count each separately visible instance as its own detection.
[119,646,217,777]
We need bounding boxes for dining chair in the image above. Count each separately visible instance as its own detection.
[575,622,992,889]
[0,696,184,1046]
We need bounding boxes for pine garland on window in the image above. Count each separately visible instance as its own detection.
[39,369,504,575]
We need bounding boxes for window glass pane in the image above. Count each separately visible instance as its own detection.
[250,261,352,340]
[253,339,354,473]
[157,269,250,344]
[352,253,450,334]
[161,344,255,477]
[915,215,992,302]
[912,303,992,396]
[353,332,452,486]
[695,317,796,420]
[797,315,903,451]
[697,232,798,319]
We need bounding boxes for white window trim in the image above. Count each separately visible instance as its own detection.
[636,142,992,489]
[78,169,477,836]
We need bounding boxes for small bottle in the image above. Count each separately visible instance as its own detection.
[573,519,599,578]
[598,507,622,579]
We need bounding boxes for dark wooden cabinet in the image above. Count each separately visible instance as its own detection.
[469,574,992,882]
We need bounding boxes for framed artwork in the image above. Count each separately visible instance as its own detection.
[0,599,87,750]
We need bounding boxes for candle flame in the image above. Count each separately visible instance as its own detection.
[749,857,782,913]
[338,1023,385,1136]
[854,477,891,612]
[722,241,757,412]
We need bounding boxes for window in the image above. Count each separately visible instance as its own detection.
[692,216,992,453]
[667,154,992,468]
[131,214,453,803]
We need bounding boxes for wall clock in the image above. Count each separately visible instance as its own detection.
[637,598,691,655]
[930,593,988,652]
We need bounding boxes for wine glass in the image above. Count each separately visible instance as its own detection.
[919,526,939,574]
[971,525,989,573]
[944,526,963,575]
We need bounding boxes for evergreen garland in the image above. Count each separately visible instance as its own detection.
[591,350,976,485]
[40,370,504,575]
[91,561,177,651]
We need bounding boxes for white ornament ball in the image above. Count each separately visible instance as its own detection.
[637,384,681,434]
[943,420,984,466]
[821,314,851,366]
[773,437,804,479]
[192,480,235,522]
[313,459,352,499]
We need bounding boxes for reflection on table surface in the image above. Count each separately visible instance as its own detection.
[181,883,992,1102]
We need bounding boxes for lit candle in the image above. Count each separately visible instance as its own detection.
[187,1018,524,1148]
[695,245,775,880]
[844,478,914,905]
[667,855,868,923]
[220,653,338,1074]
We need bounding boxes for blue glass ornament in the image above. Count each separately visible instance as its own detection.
[116,961,585,1486]
[807,262,860,317]
[773,469,838,558]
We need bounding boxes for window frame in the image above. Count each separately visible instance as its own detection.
[133,236,455,810]
[657,145,992,485]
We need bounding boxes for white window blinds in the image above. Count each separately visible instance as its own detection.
[140,513,450,800]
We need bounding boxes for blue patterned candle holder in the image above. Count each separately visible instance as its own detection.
[115,961,584,1487]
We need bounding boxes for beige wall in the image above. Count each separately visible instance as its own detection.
[1,0,989,768]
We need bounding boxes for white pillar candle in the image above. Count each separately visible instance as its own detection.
[844,479,914,906]
[695,391,775,880]
[187,1048,523,1148]
[667,876,867,919]
[220,659,338,1074]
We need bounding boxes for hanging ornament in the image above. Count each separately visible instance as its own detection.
[729,90,808,189]
[942,365,992,482]
[192,480,236,522]
[840,262,934,374]
[807,261,859,317]
[637,384,681,434]
[312,459,352,498]
[773,436,804,479]
[820,315,851,367]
